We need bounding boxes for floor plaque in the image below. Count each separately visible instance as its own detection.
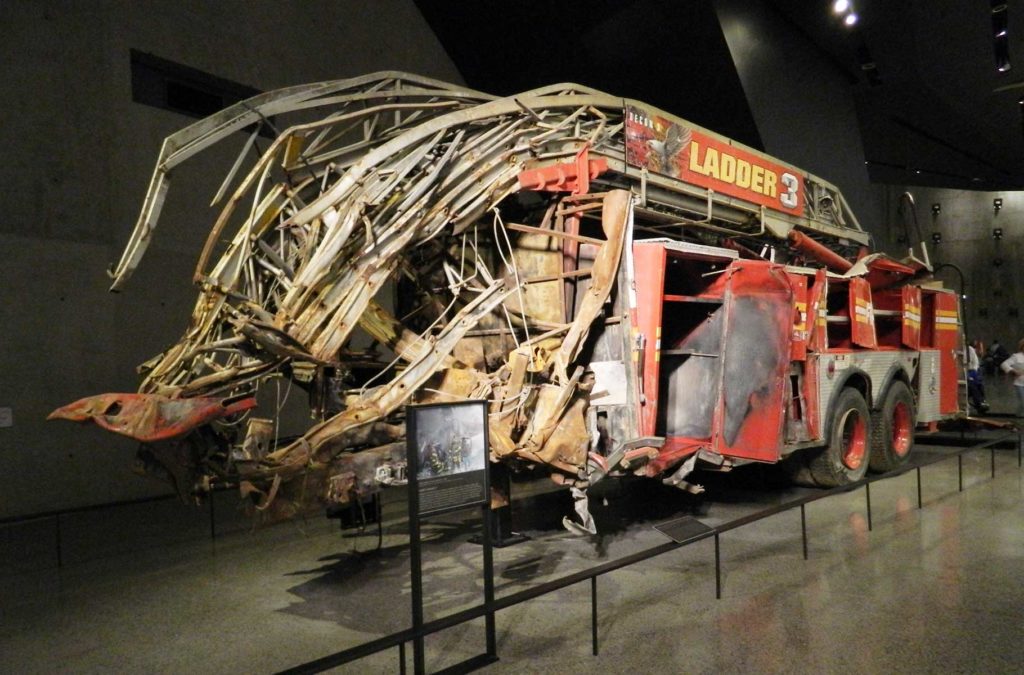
[654,515,714,544]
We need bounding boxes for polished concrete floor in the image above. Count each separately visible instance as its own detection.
[2,377,1023,674]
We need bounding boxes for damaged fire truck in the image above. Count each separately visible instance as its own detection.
[50,72,963,530]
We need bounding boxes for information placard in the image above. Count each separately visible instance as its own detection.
[407,400,489,517]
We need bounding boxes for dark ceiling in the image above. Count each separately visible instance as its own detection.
[416,0,1024,191]
[771,0,1024,190]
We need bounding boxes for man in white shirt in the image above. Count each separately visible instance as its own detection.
[966,342,989,413]
[999,338,1024,417]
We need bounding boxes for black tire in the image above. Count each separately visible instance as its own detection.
[809,387,871,487]
[868,380,915,473]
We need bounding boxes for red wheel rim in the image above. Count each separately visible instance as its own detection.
[891,401,912,457]
[840,409,867,470]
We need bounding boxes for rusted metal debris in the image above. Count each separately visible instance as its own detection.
[51,72,903,525]
[48,393,257,442]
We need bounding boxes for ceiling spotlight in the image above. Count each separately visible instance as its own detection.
[931,203,941,215]
[994,197,1003,210]
[993,227,1004,239]
[931,232,942,244]
[833,0,850,13]
[844,12,859,26]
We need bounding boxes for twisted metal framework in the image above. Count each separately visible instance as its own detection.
[55,72,874,520]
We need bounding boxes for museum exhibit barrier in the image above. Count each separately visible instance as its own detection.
[275,429,1023,674]
[1,430,1020,672]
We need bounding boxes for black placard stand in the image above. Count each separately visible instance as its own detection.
[407,402,497,674]
[469,462,529,548]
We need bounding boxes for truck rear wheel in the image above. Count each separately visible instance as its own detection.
[868,380,915,473]
[810,387,871,487]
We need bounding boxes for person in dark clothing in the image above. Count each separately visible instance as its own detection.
[983,339,1010,376]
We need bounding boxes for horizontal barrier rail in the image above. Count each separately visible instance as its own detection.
[4,430,1018,673]
[280,429,1023,674]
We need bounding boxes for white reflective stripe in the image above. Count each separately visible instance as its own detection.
[936,316,959,324]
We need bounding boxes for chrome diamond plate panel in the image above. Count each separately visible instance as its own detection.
[816,351,920,432]
[916,350,941,422]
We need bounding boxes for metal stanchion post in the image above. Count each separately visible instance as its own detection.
[991,447,996,479]
[591,576,599,656]
[800,504,808,560]
[921,467,929,510]
[482,504,496,660]
[714,533,722,600]
[865,482,872,532]
[958,454,963,492]
[376,494,383,551]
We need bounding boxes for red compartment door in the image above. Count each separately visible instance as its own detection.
[901,285,922,350]
[849,277,877,349]
[934,292,961,414]
[713,262,793,461]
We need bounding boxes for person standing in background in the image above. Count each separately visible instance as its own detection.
[967,340,989,414]
[999,338,1024,417]
[985,339,1010,375]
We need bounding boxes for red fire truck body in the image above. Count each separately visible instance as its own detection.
[571,102,964,490]
[620,241,960,488]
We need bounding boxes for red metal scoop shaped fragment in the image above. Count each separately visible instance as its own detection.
[48,393,257,442]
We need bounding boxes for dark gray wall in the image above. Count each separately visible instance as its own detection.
[0,0,461,518]
[715,0,885,238]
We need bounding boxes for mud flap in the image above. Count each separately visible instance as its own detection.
[562,486,597,535]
